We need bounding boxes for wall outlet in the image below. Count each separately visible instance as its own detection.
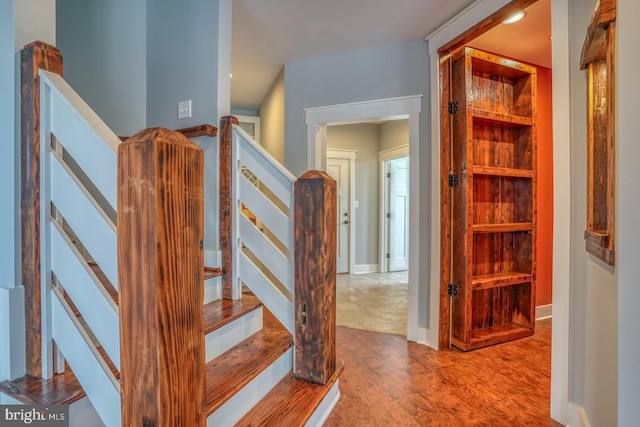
[354,201,359,208]
[178,100,192,119]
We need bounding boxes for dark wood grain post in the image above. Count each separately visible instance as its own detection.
[219,115,238,300]
[20,41,63,378]
[118,128,205,426]
[294,171,337,385]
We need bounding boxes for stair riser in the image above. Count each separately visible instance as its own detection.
[305,380,340,427]
[206,348,292,427]
[204,276,221,305]
[205,307,263,362]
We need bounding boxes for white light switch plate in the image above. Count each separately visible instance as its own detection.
[178,100,192,119]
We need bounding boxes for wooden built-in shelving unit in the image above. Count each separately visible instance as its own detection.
[448,47,537,351]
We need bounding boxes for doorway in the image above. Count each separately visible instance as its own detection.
[305,96,424,341]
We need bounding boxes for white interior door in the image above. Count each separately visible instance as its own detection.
[387,156,409,271]
[326,157,350,274]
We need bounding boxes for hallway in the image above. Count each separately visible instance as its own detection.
[336,271,408,336]
[326,319,561,426]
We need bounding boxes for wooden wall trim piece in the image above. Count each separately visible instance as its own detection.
[20,40,63,378]
[580,0,617,69]
[118,128,205,426]
[437,0,537,55]
[219,115,239,300]
[294,170,337,384]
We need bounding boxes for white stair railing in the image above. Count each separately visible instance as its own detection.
[39,70,121,427]
[232,125,296,334]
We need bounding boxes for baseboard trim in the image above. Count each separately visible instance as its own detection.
[0,286,25,381]
[354,264,379,274]
[536,304,552,320]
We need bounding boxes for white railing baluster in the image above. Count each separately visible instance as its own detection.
[40,69,121,425]
[231,125,296,334]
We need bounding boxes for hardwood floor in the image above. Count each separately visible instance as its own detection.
[325,319,563,427]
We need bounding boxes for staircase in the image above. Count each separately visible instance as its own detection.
[0,41,341,426]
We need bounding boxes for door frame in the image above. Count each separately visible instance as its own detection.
[327,149,357,275]
[426,0,572,423]
[378,145,409,273]
[305,95,424,342]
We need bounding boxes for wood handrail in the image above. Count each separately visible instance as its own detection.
[118,123,218,142]
[118,128,205,426]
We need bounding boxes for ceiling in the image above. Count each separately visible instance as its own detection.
[230,0,551,112]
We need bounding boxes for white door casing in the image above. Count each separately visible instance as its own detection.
[306,96,422,342]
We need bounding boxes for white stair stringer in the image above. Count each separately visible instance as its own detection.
[206,348,292,427]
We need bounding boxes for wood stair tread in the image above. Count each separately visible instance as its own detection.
[203,294,262,335]
[204,266,222,280]
[0,370,85,405]
[237,359,345,427]
[204,328,293,416]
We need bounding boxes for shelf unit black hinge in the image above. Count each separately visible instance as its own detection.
[386,253,390,259]
[448,101,459,115]
[386,213,390,219]
[448,173,459,188]
[387,172,391,178]
[448,283,458,297]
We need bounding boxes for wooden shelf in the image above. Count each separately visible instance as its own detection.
[452,323,534,351]
[472,109,532,128]
[473,223,533,233]
[472,272,532,291]
[472,166,533,178]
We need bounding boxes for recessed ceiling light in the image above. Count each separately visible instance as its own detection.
[503,11,526,25]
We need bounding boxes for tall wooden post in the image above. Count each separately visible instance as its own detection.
[294,171,337,385]
[219,115,238,300]
[118,128,205,426]
[20,41,63,378]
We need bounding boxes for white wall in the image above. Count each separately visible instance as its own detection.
[0,0,18,290]
[327,123,380,266]
[616,0,640,423]
[57,0,146,136]
[258,68,285,163]
[566,0,618,424]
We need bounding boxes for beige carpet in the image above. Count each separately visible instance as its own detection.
[336,271,408,336]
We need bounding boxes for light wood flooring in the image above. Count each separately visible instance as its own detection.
[325,319,562,427]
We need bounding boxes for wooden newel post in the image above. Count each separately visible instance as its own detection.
[118,128,205,426]
[294,170,337,385]
[219,115,239,300]
[20,40,63,378]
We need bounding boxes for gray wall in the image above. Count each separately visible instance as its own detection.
[567,0,618,424]
[0,0,17,288]
[284,40,429,177]
[380,119,409,152]
[616,0,640,424]
[57,0,224,134]
[146,0,221,129]
[57,0,146,136]
[327,123,380,266]
[258,67,285,163]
